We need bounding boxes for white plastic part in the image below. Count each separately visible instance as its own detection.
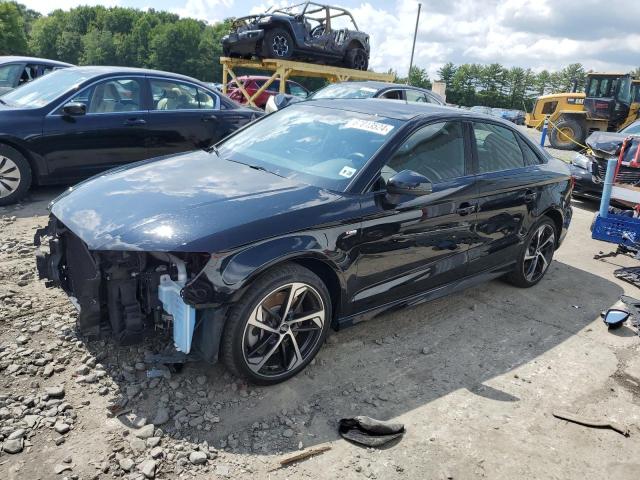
[158,274,196,353]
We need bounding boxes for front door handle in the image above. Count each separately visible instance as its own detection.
[524,190,536,203]
[456,202,477,216]
[123,118,146,126]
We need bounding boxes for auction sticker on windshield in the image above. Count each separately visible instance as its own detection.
[344,118,394,136]
[339,166,357,178]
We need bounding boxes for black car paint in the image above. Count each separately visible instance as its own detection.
[36,100,572,360]
[0,67,259,185]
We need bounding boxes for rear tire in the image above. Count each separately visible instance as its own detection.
[220,263,331,385]
[0,144,31,206]
[505,217,557,288]
[344,47,368,70]
[549,117,584,150]
[263,28,294,59]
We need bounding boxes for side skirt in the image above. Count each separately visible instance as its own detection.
[335,262,516,330]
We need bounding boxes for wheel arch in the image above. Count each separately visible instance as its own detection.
[263,21,299,46]
[0,137,42,181]
[346,39,365,51]
[221,239,347,324]
[541,207,563,248]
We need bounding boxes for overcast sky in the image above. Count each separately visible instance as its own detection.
[19,0,640,79]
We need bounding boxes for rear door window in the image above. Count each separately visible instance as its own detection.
[519,140,543,165]
[405,90,428,103]
[196,88,219,110]
[380,90,404,100]
[151,80,198,110]
[473,122,525,173]
[256,79,280,93]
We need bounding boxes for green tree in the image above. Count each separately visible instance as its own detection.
[81,29,117,65]
[437,62,456,85]
[10,1,39,34]
[0,1,28,55]
[560,63,585,92]
[398,65,431,89]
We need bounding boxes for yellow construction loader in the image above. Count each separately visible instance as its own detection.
[525,74,640,150]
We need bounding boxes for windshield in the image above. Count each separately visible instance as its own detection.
[311,83,379,100]
[1,68,94,108]
[621,122,640,136]
[0,64,22,88]
[218,104,402,191]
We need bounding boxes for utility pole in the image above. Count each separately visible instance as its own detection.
[407,2,421,84]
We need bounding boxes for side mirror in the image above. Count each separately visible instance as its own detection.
[62,102,86,117]
[387,170,433,196]
[274,94,293,110]
[603,308,630,329]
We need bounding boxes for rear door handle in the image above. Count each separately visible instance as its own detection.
[201,115,218,123]
[123,118,146,126]
[524,190,536,202]
[456,202,477,216]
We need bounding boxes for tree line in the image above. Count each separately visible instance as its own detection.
[1,2,638,107]
[0,1,230,82]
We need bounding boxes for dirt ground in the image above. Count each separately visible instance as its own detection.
[2,136,640,479]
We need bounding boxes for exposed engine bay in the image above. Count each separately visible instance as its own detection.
[34,216,222,360]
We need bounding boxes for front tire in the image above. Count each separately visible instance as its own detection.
[549,117,584,150]
[0,144,31,206]
[506,217,557,288]
[263,28,294,59]
[221,263,331,385]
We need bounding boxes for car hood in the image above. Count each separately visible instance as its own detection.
[586,131,637,158]
[50,150,347,252]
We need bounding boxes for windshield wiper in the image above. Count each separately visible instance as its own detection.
[206,145,220,156]
[247,164,285,178]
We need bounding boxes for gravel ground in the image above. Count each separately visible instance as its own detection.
[2,133,640,479]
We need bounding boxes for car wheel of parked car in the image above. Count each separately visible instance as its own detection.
[506,218,556,288]
[264,28,294,59]
[549,118,584,150]
[344,47,368,70]
[0,145,31,206]
[221,263,331,385]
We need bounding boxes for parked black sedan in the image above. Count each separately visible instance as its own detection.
[0,66,260,205]
[36,100,572,385]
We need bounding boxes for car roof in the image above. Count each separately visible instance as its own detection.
[63,65,208,86]
[0,56,73,67]
[301,98,513,124]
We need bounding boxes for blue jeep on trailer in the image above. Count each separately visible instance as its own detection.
[222,2,370,70]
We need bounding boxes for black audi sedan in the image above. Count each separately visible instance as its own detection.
[35,100,572,385]
[0,66,260,205]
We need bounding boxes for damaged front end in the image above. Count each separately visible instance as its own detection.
[34,216,221,358]
[586,133,640,185]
